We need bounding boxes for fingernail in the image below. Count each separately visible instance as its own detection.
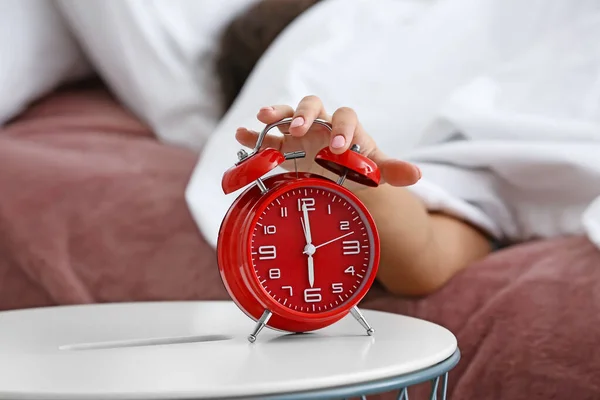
[414,165,422,179]
[290,117,304,128]
[259,106,274,112]
[331,135,346,149]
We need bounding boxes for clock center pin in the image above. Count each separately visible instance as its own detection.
[304,243,316,256]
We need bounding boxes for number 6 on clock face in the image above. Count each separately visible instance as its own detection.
[304,288,321,302]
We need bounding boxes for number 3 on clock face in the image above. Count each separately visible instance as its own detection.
[250,185,377,314]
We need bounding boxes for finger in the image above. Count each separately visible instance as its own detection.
[257,105,295,133]
[289,95,328,137]
[329,107,360,154]
[379,158,422,187]
[235,127,283,151]
[362,146,421,186]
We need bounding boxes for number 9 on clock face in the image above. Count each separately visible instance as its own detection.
[250,185,377,314]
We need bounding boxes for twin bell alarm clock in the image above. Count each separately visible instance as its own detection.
[217,117,381,342]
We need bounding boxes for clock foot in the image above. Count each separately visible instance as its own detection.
[248,309,272,343]
[350,306,374,336]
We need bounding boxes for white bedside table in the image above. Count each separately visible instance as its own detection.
[0,301,459,399]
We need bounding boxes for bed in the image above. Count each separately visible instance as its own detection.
[1,83,599,400]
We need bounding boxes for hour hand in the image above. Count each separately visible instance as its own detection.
[305,231,354,254]
[307,255,314,287]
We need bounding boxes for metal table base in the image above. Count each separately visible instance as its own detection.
[240,348,461,400]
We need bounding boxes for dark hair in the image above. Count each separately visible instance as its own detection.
[215,0,322,113]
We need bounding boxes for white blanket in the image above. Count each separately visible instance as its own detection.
[185,0,600,250]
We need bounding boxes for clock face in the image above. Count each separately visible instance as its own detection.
[249,185,376,314]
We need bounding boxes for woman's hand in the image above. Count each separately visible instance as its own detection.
[235,95,421,191]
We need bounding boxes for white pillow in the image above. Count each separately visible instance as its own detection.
[55,0,260,152]
[0,0,90,126]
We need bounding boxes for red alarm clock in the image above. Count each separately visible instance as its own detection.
[217,117,381,342]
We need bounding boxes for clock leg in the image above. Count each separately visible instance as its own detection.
[350,306,375,336]
[336,169,348,185]
[336,145,360,186]
[248,309,272,343]
[255,178,268,194]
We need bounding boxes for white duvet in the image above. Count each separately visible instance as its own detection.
[185,0,600,251]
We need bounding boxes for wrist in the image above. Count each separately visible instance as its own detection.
[354,183,443,295]
[355,183,492,296]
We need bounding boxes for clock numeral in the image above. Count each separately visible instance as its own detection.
[282,285,293,296]
[269,268,281,279]
[342,240,361,255]
[263,225,277,235]
[258,245,276,260]
[327,204,332,214]
[344,265,355,275]
[303,288,322,303]
[331,283,343,293]
[297,198,315,212]
[340,221,350,231]
[280,207,288,217]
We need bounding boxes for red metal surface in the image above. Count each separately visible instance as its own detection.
[314,147,381,187]
[221,148,285,194]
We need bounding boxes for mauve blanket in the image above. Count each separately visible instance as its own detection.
[1,86,599,400]
[0,85,228,310]
[363,236,600,399]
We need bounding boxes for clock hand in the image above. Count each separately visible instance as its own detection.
[300,216,308,241]
[302,203,312,244]
[304,231,355,254]
[307,254,315,287]
[300,203,316,286]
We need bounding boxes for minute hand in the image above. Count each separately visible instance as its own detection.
[302,203,312,244]
[305,231,355,254]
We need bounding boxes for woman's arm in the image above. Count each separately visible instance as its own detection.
[236,96,492,297]
[356,183,493,296]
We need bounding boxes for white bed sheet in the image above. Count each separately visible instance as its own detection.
[182,0,600,250]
